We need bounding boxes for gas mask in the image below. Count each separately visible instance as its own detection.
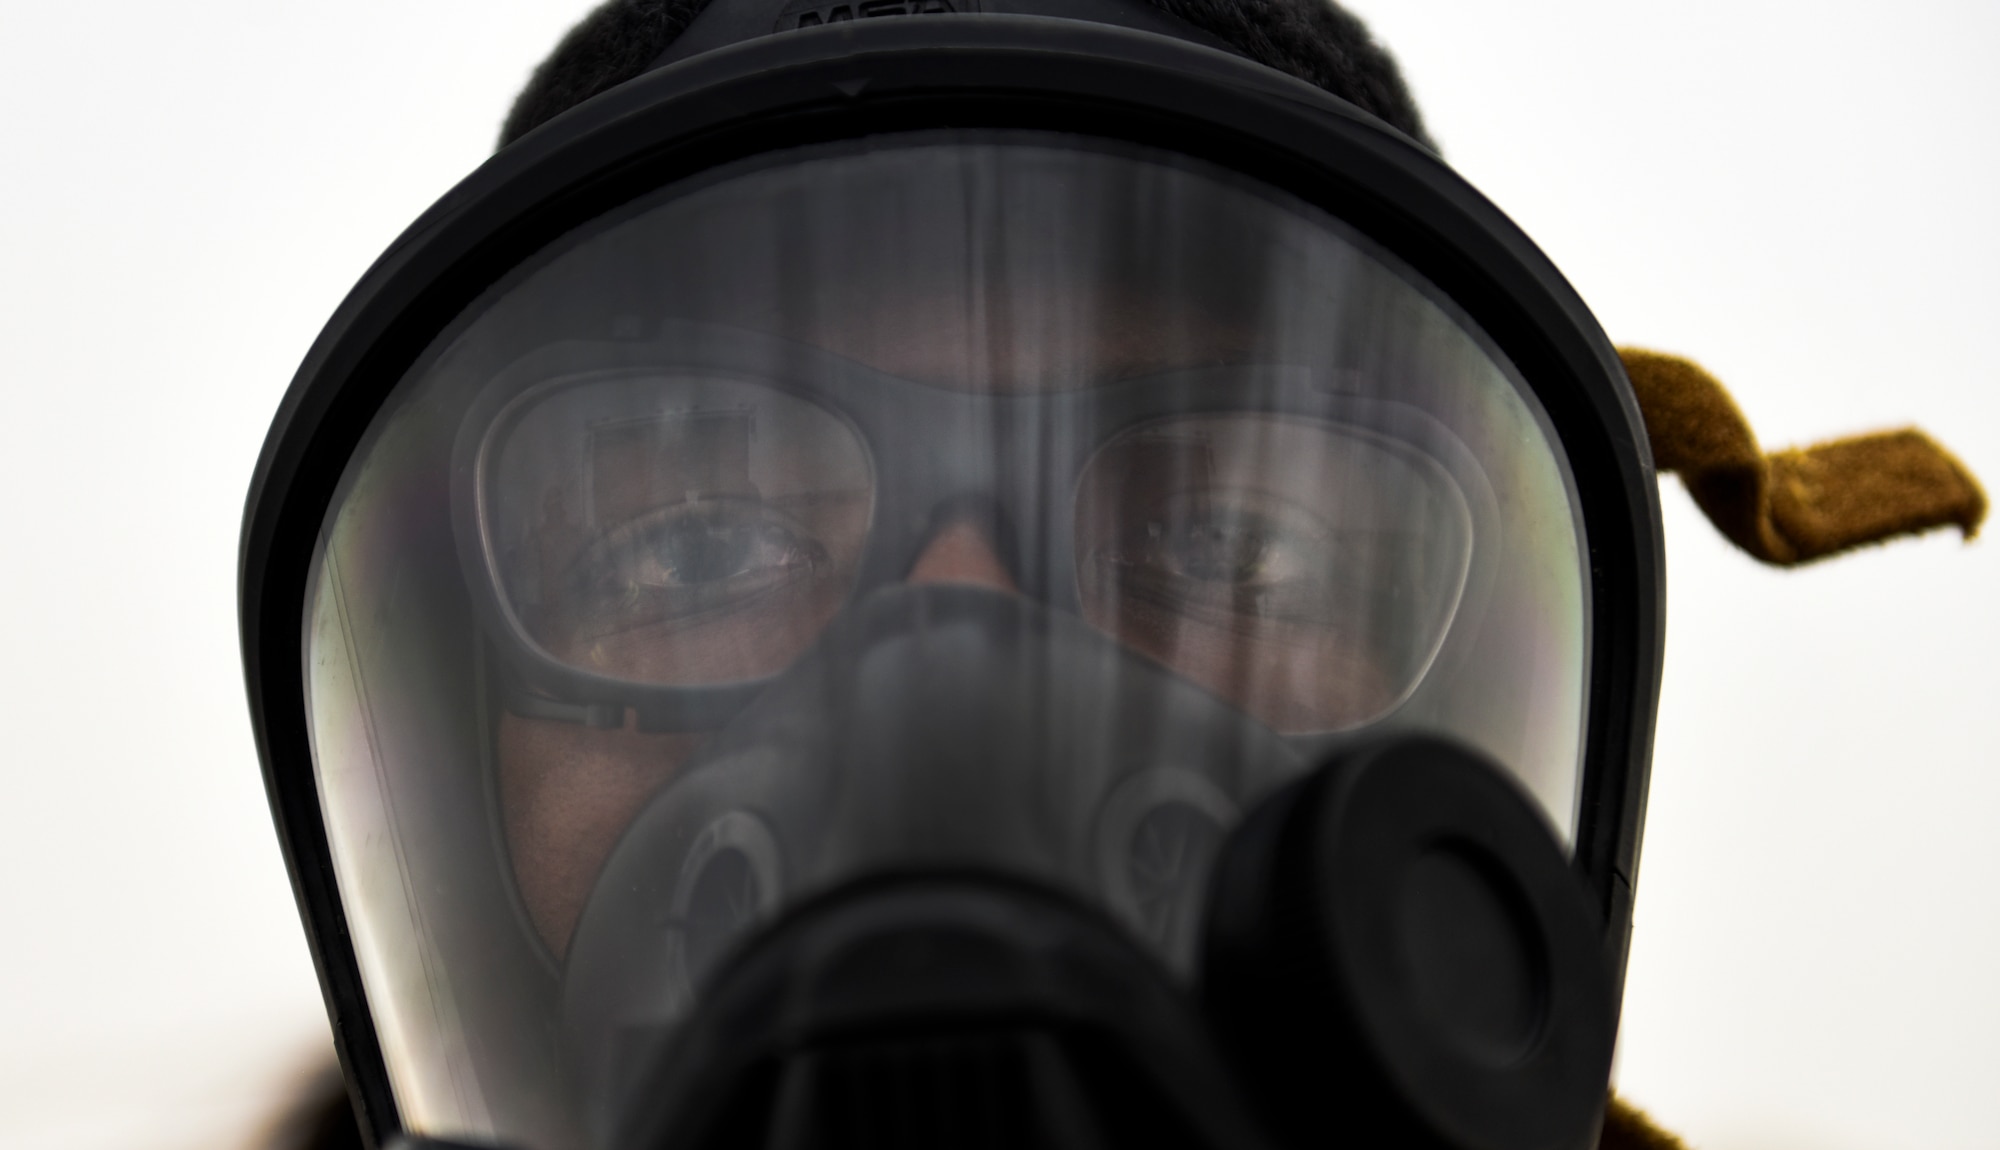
[240,5,1663,1150]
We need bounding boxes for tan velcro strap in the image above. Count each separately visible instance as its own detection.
[1617,348,1986,565]
[1598,1094,1690,1150]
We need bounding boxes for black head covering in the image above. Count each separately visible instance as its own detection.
[499,0,1434,149]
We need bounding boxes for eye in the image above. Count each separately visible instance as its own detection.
[564,499,832,633]
[1101,495,1337,624]
[622,502,825,588]
[1145,503,1316,587]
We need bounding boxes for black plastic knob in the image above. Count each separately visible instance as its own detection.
[1203,736,1614,1150]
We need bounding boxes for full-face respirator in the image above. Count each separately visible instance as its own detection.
[240,5,1664,1148]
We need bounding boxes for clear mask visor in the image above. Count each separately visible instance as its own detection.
[302,133,1590,1147]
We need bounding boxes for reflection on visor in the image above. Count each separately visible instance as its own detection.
[481,372,1470,732]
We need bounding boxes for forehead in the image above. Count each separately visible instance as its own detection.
[764,286,1259,392]
[490,140,1311,391]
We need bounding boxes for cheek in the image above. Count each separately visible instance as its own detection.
[558,577,849,686]
[1098,598,1395,732]
[497,712,703,959]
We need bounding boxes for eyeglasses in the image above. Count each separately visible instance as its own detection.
[458,324,1484,735]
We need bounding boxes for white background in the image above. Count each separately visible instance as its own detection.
[1,2,1994,1148]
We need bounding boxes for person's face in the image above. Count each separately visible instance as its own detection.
[497,293,1401,956]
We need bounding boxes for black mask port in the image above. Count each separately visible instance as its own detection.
[1202,736,1615,1150]
[614,875,1275,1150]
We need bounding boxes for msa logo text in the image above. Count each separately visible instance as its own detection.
[775,0,978,30]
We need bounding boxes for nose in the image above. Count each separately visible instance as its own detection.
[906,517,1019,592]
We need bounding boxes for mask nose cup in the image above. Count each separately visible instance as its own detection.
[560,584,1302,1144]
[1201,736,1614,1150]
